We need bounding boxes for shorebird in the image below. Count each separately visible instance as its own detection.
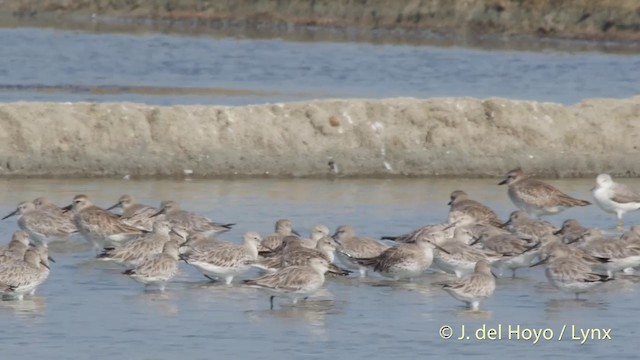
[282,236,350,275]
[3,201,77,245]
[107,194,161,231]
[300,224,330,249]
[251,236,349,276]
[570,228,640,278]
[538,241,609,271]
[553,219,589,244]
[332,225,388,277]
[381,222,459,244]
[123,240,180,291]
[259,219,300,254]
[353,236,446,280]
[433,227,501,278]
[498,168,590,218]
[447,190,503,228]
[436,260,496,310]
[170,225,190,244]
[178,232,232,256]
[96,221,176,267]
[151,200,233,237]
[472,228,540,278]
[502,210,558,238]
[65,194,146,250]
[26,245,53,296]
[180,232,262,284]
[33,197,73,219]
[0,246,51,300]
[259,235,305,259]
[243,257,330,309]
[531,245,612,299]
[591,174,640,227]
[0,231,31,263]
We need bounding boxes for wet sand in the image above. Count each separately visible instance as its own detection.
[0,96,638,178]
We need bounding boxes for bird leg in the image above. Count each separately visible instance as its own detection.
[270,296,275,310]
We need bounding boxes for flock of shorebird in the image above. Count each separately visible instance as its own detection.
[0,168,640,310]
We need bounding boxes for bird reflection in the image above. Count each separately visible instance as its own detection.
[456,308,493,320]
[245,292,337,339]
[544,298,608,315]
[0,296,47,318]
[349,276,440,295]
[127,291,179,316]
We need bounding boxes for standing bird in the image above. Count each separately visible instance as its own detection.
[502,210,558,238]
[300,224,330,249]
[3,201,77,245]
[381,222,459,244]
[570,229,640,278]
[0,246,51,300]
[243,257,330,310]
[65,194,146,250]
[531,245,612,300]
[0,231,31,263]
[353,236,446,280]
[96,221,175,267]
[259,219,301,254]
[447,190,503,228]
[554,219,589,244]
[180,232,262,284]
[107,194,161,231]
[33,197,73,219]
[26,245,53,296]
[178,232,232,256]
[252,236,349,276]
[436,260,496,310]
[123,240,180,291]
[250,236,305,272]
[591,174,640,228]
[433,227,501,278]
[151,201,233,237]
[333,225,388,277]
[472,228,540,278]
[498,168,590,218]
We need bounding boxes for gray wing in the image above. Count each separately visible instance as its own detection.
[189,247,251,268]
[611,183,640,204]
[245,267,317,291]
[0,263,41,288]
[515,180,590,207]
[121,205,160,231]
[133,255,177,278]
[21,211,77,237]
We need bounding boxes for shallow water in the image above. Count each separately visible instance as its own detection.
[1,27,639,105]
[0,177,637,359]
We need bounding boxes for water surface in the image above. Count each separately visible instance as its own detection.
[0,177,636,359]
[1,27,639,105]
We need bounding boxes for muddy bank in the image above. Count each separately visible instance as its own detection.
[0,97,638,178]
[3,0,640,43]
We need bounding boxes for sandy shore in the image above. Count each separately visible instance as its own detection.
[0,97,638,178]
[3,0,640,43]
